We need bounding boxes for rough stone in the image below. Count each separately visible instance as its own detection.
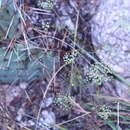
[91,0,130,98]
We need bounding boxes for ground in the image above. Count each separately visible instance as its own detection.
[0,0,130,130]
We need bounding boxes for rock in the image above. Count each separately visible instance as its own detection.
[55,0,75,31]
[16,108,25,121]
[40,97,53,108]
[91,0,130,98]
[19,82,28,89]
[37,110,56,130]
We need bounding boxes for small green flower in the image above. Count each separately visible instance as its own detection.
[38,0,54,9]
[63,50,78,64]
[54,95,73,111]
[97,62,113,74]
[98,105,111,120]
[86,63,113,85]
[42,22,50,30]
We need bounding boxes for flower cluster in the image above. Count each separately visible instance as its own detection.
[97,105,111,120]
[38,0,54,9]
[42,22,50,30]
[53,95,73,111]
[86,63,113,85]
[63,50,78,64]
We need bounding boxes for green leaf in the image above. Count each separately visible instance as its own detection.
[0,44,60,83]
[106,121,117,130]
[0,1,19,41]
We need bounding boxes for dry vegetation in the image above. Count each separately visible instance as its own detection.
[0,0,130,130]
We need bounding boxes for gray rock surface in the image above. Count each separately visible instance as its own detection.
[91,0,130,97]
